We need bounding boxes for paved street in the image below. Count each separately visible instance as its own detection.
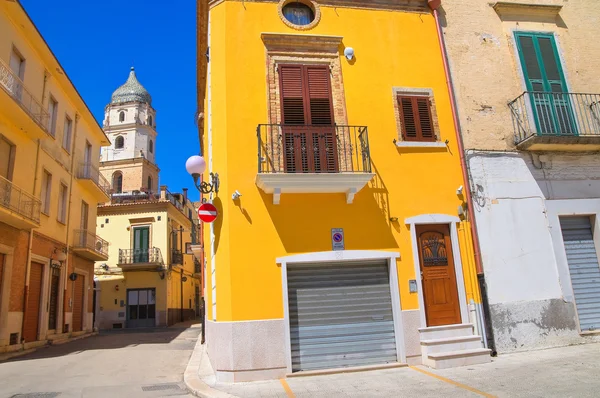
[212,342,600,398]
[0,323,200,398]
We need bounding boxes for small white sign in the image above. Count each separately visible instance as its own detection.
[331,228,344,251]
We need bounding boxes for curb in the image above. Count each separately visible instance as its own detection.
[184,335,238,398]
[0,331,98,362]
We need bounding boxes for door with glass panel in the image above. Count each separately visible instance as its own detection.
[133,226,150,263]
[127,288,156,328]
[515,32,577,136]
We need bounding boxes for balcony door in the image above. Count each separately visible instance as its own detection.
[515,32,576,136]
[279,64,338,173]
[133,226,150,263]
[79,201,89,247]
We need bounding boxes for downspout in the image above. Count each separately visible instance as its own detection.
[62,113,80,333]
[21,139,42,343]
[428,0,496,355]
[180,225,184,323]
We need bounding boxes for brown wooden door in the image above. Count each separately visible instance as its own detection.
[417,224,461,327]
[72,275,84,332]
[0,254,4,309]
[23,262,43,342]
[48,267,60,330]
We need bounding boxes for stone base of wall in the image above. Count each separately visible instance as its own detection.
[490,299,600,353]
[206,319,287,382]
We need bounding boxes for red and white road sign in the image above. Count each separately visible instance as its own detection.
[198,203,218,223]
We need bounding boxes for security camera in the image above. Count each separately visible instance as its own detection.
[456,185,464,196]
[232,190,242,200]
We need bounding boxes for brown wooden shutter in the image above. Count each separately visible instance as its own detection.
[279,65,307,125]
[306,66,334,126]
[398,95,435,142]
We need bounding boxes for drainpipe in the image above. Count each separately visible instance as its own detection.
[428,0,496,355]
[180,225,184,323]
[62,113,80,333]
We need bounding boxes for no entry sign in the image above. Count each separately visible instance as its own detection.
[198,203,218,223]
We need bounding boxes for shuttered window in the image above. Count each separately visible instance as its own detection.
[397,95,435,142]
[278,64,337,173]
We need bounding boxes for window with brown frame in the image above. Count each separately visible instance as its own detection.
[397,95,435,142]
[279,64,337,173]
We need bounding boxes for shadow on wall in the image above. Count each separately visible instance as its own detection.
[212,196,224,253]
[260,165,399,254]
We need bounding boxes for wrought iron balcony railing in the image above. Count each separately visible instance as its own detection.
[509,92,600,144]
[0,58,51,135]
[110,190,160,204]
[118,247,163,265]
[0,175,41,224]
[73,229,109,257]
[257,124,372,174]
[171,249,183,265]
[77,162,111,197]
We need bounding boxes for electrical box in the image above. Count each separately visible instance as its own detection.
[409,279,418,293]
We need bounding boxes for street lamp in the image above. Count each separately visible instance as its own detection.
[185,155,219,194]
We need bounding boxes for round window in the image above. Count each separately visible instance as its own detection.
[282,3,315,26]
[279,1,320,30]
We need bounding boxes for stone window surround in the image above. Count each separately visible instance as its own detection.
[262,33,349,127]
[392,87,445,148]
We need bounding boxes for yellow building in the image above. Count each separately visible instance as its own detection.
[94,70,201,329]
[0,1,110,353]
[195,0,490,381]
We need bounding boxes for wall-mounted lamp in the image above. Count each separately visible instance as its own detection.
[159,271,165,280]
[186,155,219,194]
[344,47,355,61]
[389,217,399,223]
[52,247,67,268]
[182,276,188,282]
[456,185,464,196]
[232,190,242,200]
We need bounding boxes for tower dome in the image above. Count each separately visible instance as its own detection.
[111,67,152,105]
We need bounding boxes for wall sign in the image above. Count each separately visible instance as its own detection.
[331,228,344,251]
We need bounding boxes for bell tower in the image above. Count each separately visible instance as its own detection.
[100,67,159,194]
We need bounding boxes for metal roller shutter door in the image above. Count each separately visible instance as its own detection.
[560,217,600,332]
[287,261,397,372]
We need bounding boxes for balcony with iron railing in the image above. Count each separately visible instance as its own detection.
[509,92,600,151]
[72,229,109,261]
[0,58,52,139]
[0,174,41,229]
[171,249,183,265]
[107,185,187,215]
[117,247,163,271]
[77,162,111,200]
[256,124,375,204]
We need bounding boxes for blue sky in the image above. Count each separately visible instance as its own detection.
[21,0,200,200]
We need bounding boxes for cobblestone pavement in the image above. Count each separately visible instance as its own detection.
[0,322,201,398]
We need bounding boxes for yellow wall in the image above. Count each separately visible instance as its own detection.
[205,2,479,322]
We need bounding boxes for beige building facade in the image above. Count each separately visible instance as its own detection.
[0,1,110,354]
[441,0,600,352]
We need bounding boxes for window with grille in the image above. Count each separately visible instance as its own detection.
[397,95,435,142]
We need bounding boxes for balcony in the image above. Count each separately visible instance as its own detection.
[255,124,375,204]
[171,249,183,265]
[509,92,600,151]
[0,175,41,229]
[117,247,163,271]
[107,186,187,215]
[0,59,52,140]
[77,162,111,201]
[72,230,109,261]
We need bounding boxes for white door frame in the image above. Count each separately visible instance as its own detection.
[277,250,404,373]
[405,214,469,329]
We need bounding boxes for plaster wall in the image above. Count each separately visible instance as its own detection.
[441,0,600,151]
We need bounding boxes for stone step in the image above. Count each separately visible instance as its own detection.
[420,335,483,355]
[425,348,491,369]
[418,323,474,340]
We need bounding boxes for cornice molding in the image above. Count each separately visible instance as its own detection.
[210,0,428,12]
[492,2,562,18]
[261,32,343,54]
